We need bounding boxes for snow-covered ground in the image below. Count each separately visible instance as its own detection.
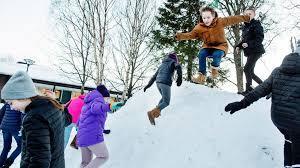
[2,82,284,168]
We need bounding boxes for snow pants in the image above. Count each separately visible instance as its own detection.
[279,128,300,167]
[80,141,109,168]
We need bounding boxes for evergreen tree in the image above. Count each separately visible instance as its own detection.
[152,0,205,81]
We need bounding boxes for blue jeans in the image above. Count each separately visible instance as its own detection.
[64,123,76,149]
[156,83,171,111]
[0,131,22,166]
[198,48,225,75]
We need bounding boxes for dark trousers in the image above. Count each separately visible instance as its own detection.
[244,54,263,90]
[0,131,22,166]
[278,128,300,166]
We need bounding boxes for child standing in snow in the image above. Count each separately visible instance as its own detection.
[1,71,67,167]
[64,94,85,149]
[225,41,300,168]
[0,103,23,168]
[77,85,122,168]
[175,6,250,84]
[144,52,182,125]
[235,7,265,95]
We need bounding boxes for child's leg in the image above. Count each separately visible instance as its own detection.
[279,128,292,166]
[291,132,300,166]
[80,147,93,168]
[85,142,109,168]
[156,83,164,105]
[64,124,74,149]
[211,49,224,68]
[198,49,210,75]
[156,83,171,111]
[0,132,12,166]
[8,132,22,161]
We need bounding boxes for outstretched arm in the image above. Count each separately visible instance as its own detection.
[220,15,250,27]
[175,24,202,41]
[144,70,159,92]
[225,68,276,114]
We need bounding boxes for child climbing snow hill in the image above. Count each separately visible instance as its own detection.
[144,52,182,125]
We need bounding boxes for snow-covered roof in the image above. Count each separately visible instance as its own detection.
[0,61,96,89]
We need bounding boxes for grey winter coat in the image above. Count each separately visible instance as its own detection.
[146,57,182,87]
[243,53,300,131]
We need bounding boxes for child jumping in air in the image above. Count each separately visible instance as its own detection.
[144,52,182,125]
[175,6,250,84]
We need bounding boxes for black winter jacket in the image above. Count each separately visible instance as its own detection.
[0,103,24,133]
[146,58,182,87]
[242,53,300,131]
[20,98,66,168]
[236,19,265,56]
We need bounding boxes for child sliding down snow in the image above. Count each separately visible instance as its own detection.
[144,52,182,125]
[175,6,250,84]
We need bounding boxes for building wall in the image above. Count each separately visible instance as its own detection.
[0,75,9,99]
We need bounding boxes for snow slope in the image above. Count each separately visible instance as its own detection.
[65,82,283,168]
[4,82,284,168]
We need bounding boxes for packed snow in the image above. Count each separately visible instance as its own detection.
[2,82,284,168]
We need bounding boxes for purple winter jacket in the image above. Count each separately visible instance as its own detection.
[77,90,111,147]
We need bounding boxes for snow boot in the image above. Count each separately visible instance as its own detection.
[211,66,219,78]
[147,107,161,125]
[2,158,13,168]
[70,135,78,150]
[192,72,206,84]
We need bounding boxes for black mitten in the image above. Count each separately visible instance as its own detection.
[225,101,244,114]
[176,78,182,86]
[143,86,148,92]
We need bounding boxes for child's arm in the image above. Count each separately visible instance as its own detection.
[175,64,183,86]
[243,67,277,103]
[144,70,158,92]
[225,68,275,114]
[220,15,250,27]
[175,24,202,41]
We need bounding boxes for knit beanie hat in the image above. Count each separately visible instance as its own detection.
[1,71,38,100]
[168,52,178,63]
[96,84,110,97]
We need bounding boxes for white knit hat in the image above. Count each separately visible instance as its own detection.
[1,71,38,100]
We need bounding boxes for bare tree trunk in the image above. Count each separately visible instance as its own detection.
[232,26,244,92]
[111,0,156,101]
[122,66,130,101]
[52,0,93,92]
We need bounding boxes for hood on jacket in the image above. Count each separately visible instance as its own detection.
[280,53,300,74]
[84,90,104,104]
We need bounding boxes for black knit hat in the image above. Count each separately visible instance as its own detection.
[96,84,110,97]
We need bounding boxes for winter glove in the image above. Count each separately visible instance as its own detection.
[176,77,182,86]
[225,101,244,114]
[144,85,149,92]
[111,102,124,112]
